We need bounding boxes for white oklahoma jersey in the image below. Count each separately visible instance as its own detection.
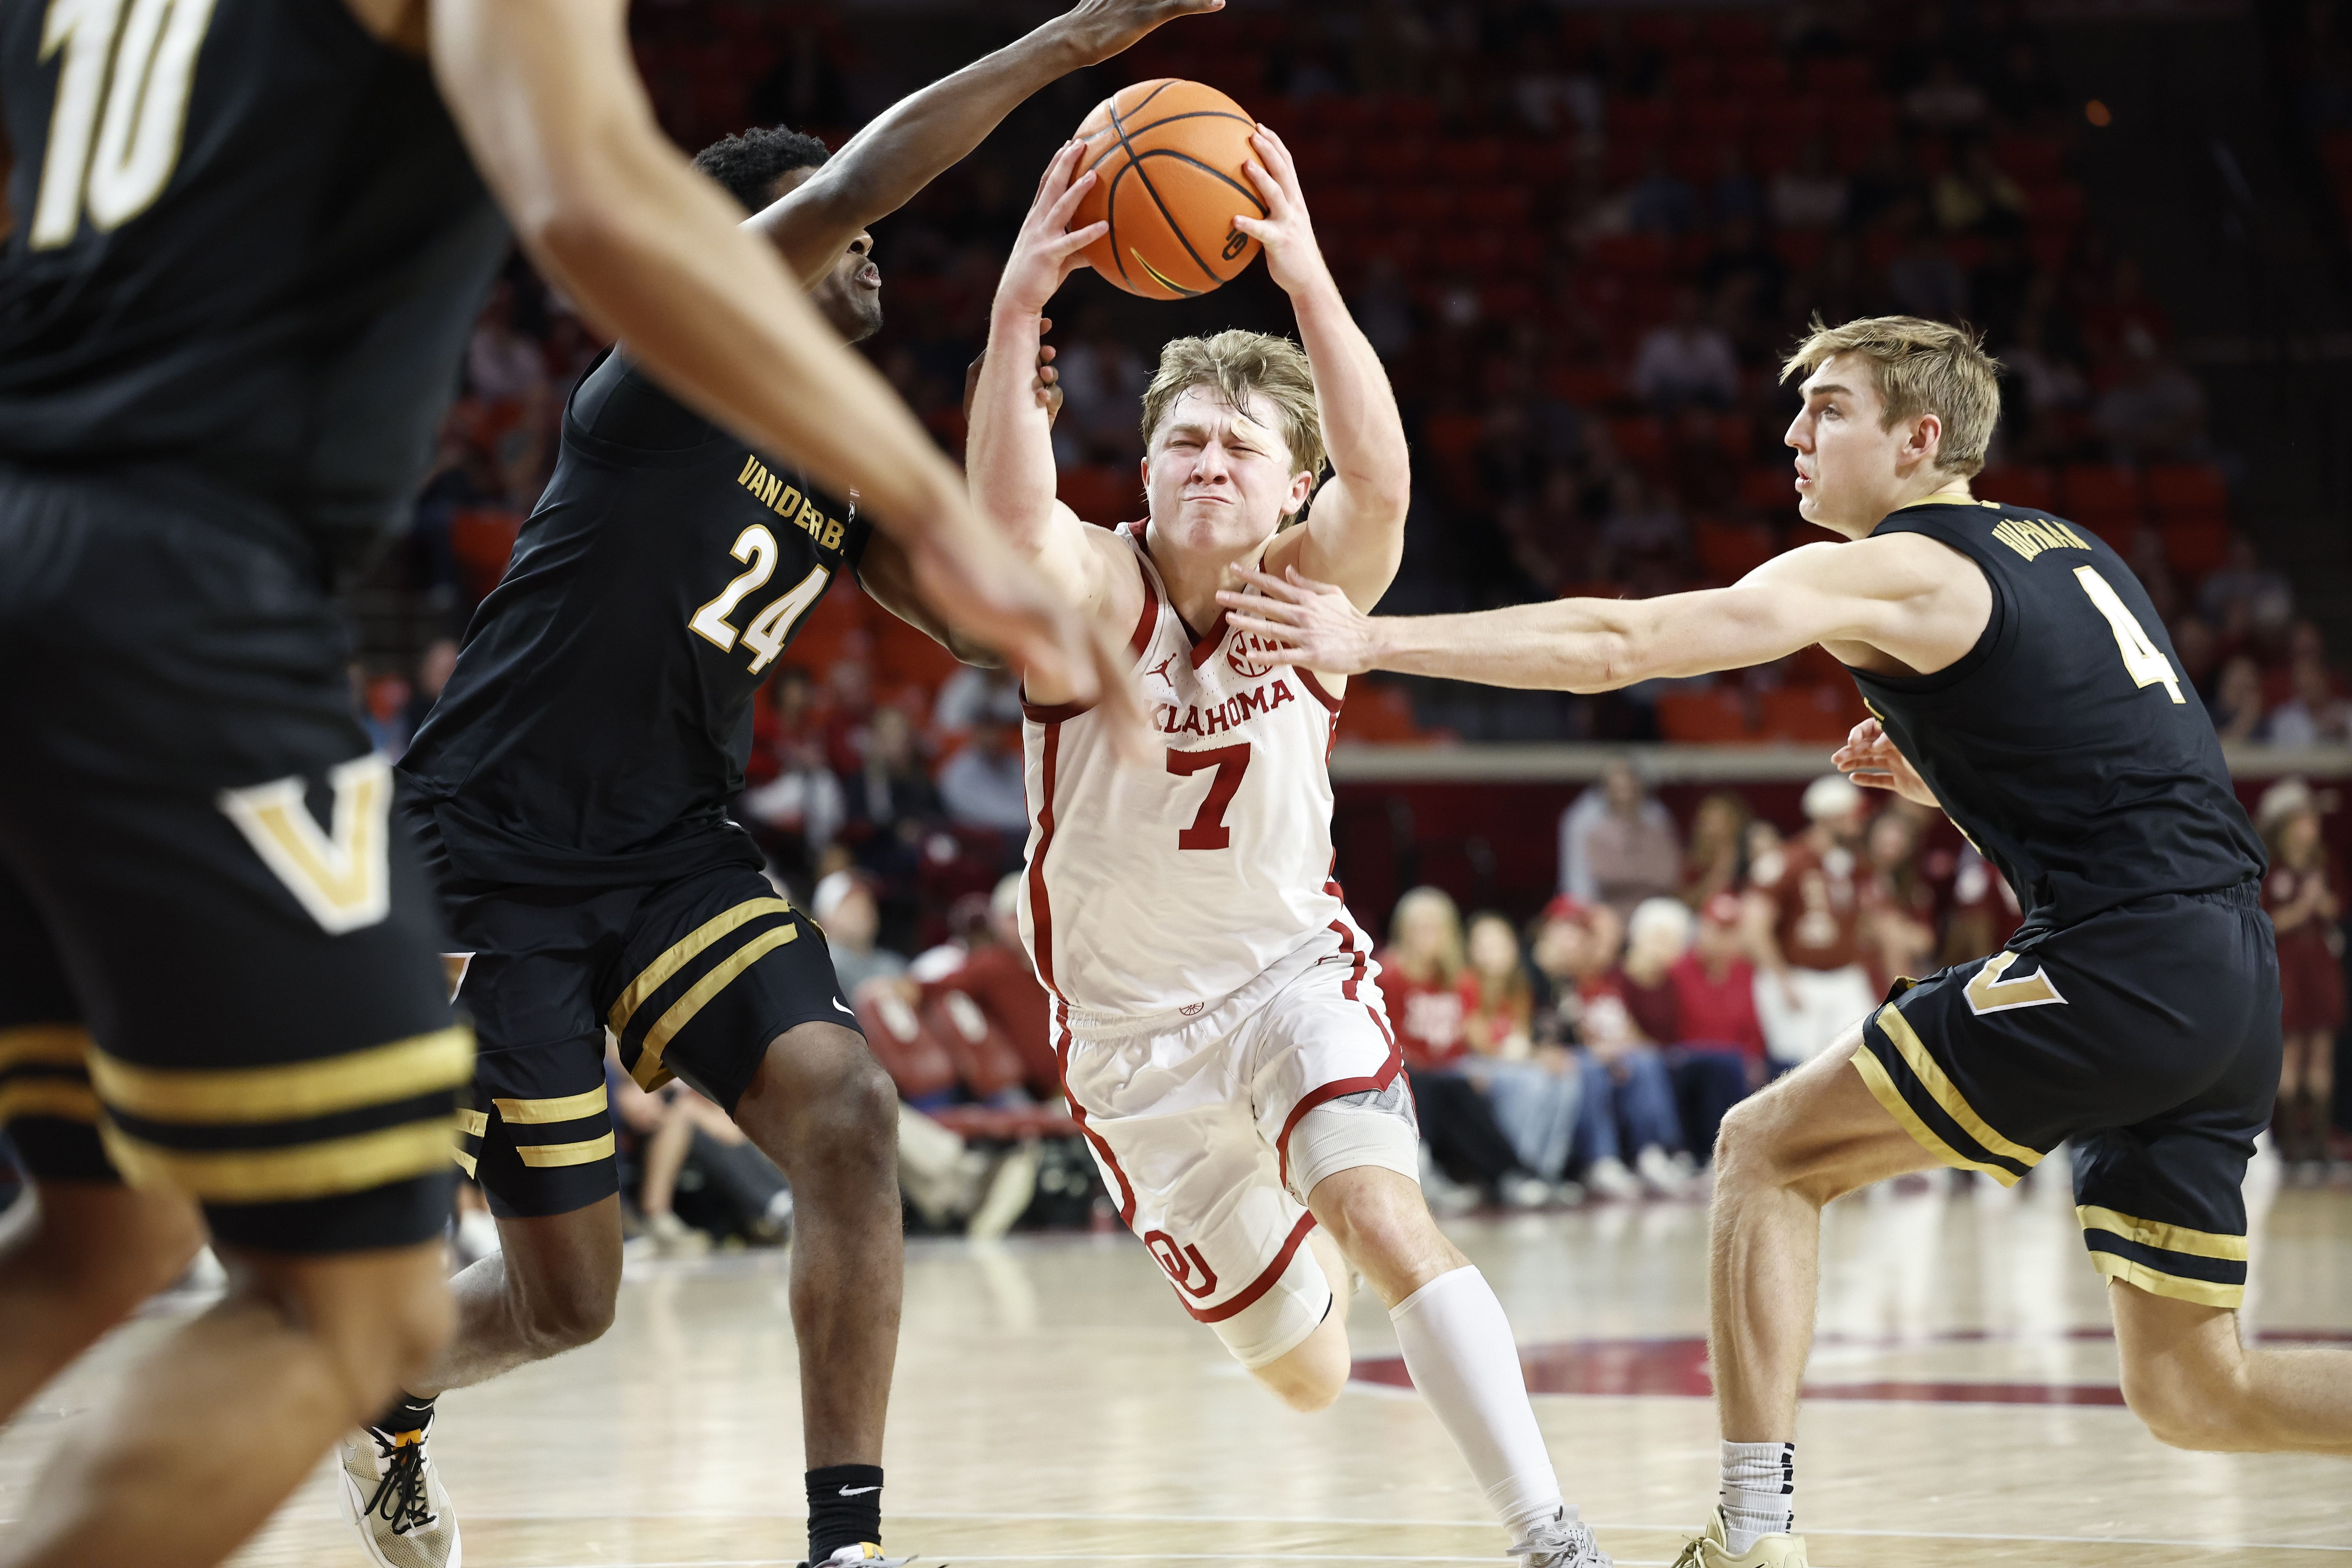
[1019,523,1417,1372]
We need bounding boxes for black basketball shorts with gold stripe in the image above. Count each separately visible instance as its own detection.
[425,846,857,1218]
[1854,881,2280,1309]
[0,463,471,1252]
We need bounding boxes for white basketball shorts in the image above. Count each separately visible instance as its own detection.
[1054,921,1419,1369]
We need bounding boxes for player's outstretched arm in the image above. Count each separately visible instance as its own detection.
[753,0,1223,284]
[428,0,1122,708]
[1239,129,1410,610]
[967,141,1130,618]
[1219,534,1982,691]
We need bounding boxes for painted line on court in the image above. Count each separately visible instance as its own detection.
[423,1510,2352,1552]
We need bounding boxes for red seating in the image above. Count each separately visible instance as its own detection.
[1802,58,1875,94]
[1334,682,1424,744]
[1974,465,2056,513]
[922,990,1028,1103]
[2025,184,2086,227]
[1420,411,1485,463]
[1759,683,1864,744]
[1740,466,1800,514]
[2060,462,2143,521]
[1656,686,1755,743]
[1992,134,2066,182]
[2145,463,2229,519]
[2161,519,2232,582]
[857,991,956,1103]
[1057,463,1141,526]
[450,506,521,600]
[1695,519,1777,581]
[1544,365,1622,407]
[873,616,958,692]
[1608,415,1671,476]
[2077,516,2144,555]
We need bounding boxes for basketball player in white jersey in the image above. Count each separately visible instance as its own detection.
[965,136,1608,1568]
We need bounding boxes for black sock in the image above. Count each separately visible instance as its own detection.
[369,1392,436,1438]
[806,1463,883,1564]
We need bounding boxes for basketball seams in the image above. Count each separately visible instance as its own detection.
[1107,94,1221,292]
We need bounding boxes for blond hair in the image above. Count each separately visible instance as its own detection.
[1139,329,1325,489]
[1387,885,1465,986]
[1780,314,2003,477]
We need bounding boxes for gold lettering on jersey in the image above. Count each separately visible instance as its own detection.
[1154,679,1297,736]
[1992,517,2092,563]
[736,456,847,551]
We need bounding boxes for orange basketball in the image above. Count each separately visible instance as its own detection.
[1071,79,1265,301]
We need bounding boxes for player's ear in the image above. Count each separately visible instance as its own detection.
[1910,411,1943,467]
[1283,468,1313,518]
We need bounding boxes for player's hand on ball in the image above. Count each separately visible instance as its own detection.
[1232,128,1329,296]
[1056,0,1226,66]
[1218,566,1379,676]
[997,141,1108,316]
[1833,718,1941,811]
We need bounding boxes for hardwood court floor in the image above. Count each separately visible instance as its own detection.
[4,1157,2348,1567]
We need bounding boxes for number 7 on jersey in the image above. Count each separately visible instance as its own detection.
[1167,744,1250,851]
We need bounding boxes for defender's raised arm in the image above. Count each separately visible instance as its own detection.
[428,0,1106,701]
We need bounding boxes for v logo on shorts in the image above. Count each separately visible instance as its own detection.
[1963,951,2068,1016]
[217,754,392,935]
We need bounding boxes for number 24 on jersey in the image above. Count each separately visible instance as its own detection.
[689,524,829,675]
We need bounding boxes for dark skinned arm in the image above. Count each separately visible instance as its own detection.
[750,0,1222,286]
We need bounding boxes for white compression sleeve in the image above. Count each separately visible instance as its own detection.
[1388,1265,1566,1537]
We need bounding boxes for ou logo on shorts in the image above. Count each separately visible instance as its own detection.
[1144,1229,1220,1298]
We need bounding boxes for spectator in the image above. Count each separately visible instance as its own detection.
[1769,137,1849,230]
[815,870,908,1000]
[1904,57,1990,130]
[1631,288,1740,408]
[927,874,1056,1097]
[404,636,459,738]
[2198,537,2295,633]
[937,722,1030,837]
[1559,755,1680,911]
[2093,331,2208,463]
[466,278,550,403]
[740,737,848,875]
[1570,937,1691,1198]
[1617,897,1751,1168]
[843,705,940,836]
[1462,911,1583,1197]
[1379,888,1550,1209]
[932,664,1024,732]
[1941,845,2022,965]
[1679,791,1753,910]
[1932,142,2027,234]
[1595,473,1690,581]
[2267,656,2352,748]
[1744,775,1881,1069]
[1626,145,1699,235]
[2258,780,2343,1183]
[2210,655,2268,744]
[1861,805,1939,987]
[1709,144,1767,228]
[1671,893,1768,1076]
[1885,216,1970,323]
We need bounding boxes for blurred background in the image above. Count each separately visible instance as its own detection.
[336,0,2352,1210]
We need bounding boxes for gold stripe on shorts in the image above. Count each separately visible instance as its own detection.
[456,1108,489,1138]
[492,1084,609,1124]
[0,1025,93,1070]
[2077,1205,2249,1261]
[628,924,799,1089]
[2087,1250,2245,1309]
[0,1078,102,1124]
[515,1132,616,1169]
[1848,1040,2021,1187]
[608,898,793,1038]
[454,1147,479,1178]
[1872,1004,2043,1168]
[87,1027,474,1125]
[101,1115,461,1204]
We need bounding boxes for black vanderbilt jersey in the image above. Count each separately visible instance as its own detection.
[0,0,506,581]
[1848,498,2264,941]
[400,350,869,886]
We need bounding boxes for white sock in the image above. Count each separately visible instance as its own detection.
[1719,1440,1795,1553]
[1388,1265,1567,1540]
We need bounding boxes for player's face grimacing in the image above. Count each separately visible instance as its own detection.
[770,166,884,343]
[1784,349,1944,538]
[1143,385,1315,556]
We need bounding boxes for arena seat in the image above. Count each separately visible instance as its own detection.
[450,506,521,600]
[1974,465,2056,513]
[2162,519,2233,583]
[1695,519,1777,581]
[922,989,1029,1103]
[2145,462,2230,520]
[857,990,957,1105]
[1655,685,1754,743]
[1334,681,1424,743]
[1057,464,1141,527]
[1740,466,1800,515]
[1759,683,1864,744]
[2060,462,2144,523]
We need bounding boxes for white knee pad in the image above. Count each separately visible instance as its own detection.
[1210,1239,1334,1369]
[1284,1077,1423,1205]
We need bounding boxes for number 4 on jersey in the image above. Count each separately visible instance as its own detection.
[2074,566,2185,705]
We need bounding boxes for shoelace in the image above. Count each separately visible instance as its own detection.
[364,1429,437,1537]
[1669,1537,1708,1568]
